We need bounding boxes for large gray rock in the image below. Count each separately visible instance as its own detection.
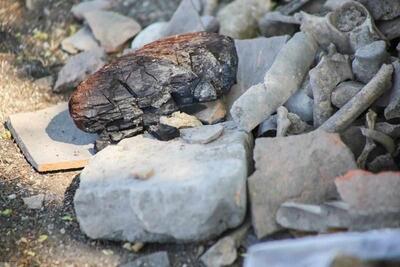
[84,11,141,52]
[74,122,253,242]
[244,229,400,267]
[54,48,106,93]
[248,130,357,238]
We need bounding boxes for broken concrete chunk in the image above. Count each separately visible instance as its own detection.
[180,124,223,144]
[54,48,106,93]
[84,11,141,52]
[248,130,356,238]
[23,194,44,209]
[6,103,97,172]
[120,252,170,267]
[160,112,203,129]
[194,100,226,125]
[244,230,400,267]
[384,61,400,120]
[335,169,400,214]
[320,64,393,133]
[231,32,317,132]
[74,122,252,242]
[61,27,100,54]
[130,22,168,50]
[162,0,204,37]
[71,0,113,20]
[352,41,389,84]
[331,81,364,108]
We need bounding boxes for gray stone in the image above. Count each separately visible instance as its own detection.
[357,0,400,21]
[130,22,168,50]
[33,75,54,91]
[284,89,313,122]
[217,0,273,39]
[257,112,312,137]
[194,100,226,124]
[244,229,400,267]
[324,0,352,10]
[71,0,113,20]
[248,130,356,238]
[54,48,106,93]
[335,169,400,214]
[367,153,398,173]
[163,0,205,37]
[74,122,252,242]
[84,11,141,52]
[352,41,389,84]
[384,61,400,120]
[378,17,400,40]
[331,81,364,108]
[61,27,100,54]
[120,252,170,267]
[258,11,299,37]
[226,36,288,114]
[375,122,400,139]
[6,103,97,172]
[23,194,44,209]
[180,124,223,144]
[201,15,219,32]
[200,237,237,267]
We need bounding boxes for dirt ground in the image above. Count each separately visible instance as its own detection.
[0,0,229,266]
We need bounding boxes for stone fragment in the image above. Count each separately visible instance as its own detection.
[340,126,365,158]
[226,36,289,113]
[71,0,113,20]
[74,122,252,242]
[284,87,314,122]
[244,230,400,267]
[320,64,393,133]
[61,27,100,54]
[367,154,398,173]
[324,0,352,10]
[377,17,400,40]
[248,130,356,238]
[54,48,106,93]
[352,41,389,84]
[148,124,180,141]
[201,16,219,33]
[162,0,204,36]
[217,0,273,39]
[120,252,170,267]
[6,103,97,172]
[22,194,44,209]
[331,81,364,108]
[375,122,400,139]
[160,112,202,129]
[84,11,141,52]
[335,170,400,214]
[131,22,168,50]
[180,124,223,144]
[276,106,291,137]
[357,0,400,21]
[194,100,226,124]
[258,112,312,137]
[310,48,353,127]
[384,61,400,120]
[258,11,299,37]
[200,237,237,267]
[231,32,317,132]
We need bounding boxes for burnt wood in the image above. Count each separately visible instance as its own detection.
[69,32,238,149]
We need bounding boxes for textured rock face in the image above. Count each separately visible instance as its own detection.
[74,122,252,242]
[248,130,357,238]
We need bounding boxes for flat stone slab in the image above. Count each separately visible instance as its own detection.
[7,103,97,172]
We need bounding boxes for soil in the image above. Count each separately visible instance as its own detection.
[0,0,242,266]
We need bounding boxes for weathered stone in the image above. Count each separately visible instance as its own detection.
[201,16,219,33]
[248,130,356,238]
[378,17,400,40]
[54,48,106,93]
[285,88,314,122]
[258,11,299,37]
[180,124,223,144]
[120,252,170,267]
[160,112,203,129]
[22,194,44,209]
[384,61,400,120]
[331,81,364,108]
[367,154,398,173]
[6,103,97,172]
[352,41,389,84]
[131,22,168,50]
[340,126,365,158]
[257,112,312,137]
[226,36,288,114]
[71,0,113,20]
[357,0,400,21]
[335,170,400,214]
[375,122,400,139]
[84,11,141,52]
[217,0,273,39]
[244,230,400,267]
[162,0,204,36]
[194,100,226,124]
[61,27,100,54]
[200,237,237,267]
[74,122,252,242]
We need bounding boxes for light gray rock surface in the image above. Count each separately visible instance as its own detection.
[200,236,237,267]
[74,122,253,242]
[244,229,400,267]
[23,194,45,210]
[84,11,141,52]
[331,81,364,108]
[248,130,356,238]
[71,0,113,20]
[54,48,106,93]
[180,124,223,144]
[61,27,100,54]
[130,22,168,50]
[201,15,219,32]
[120,252,170,267]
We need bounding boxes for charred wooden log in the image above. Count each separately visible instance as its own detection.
[68,32,238,150]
